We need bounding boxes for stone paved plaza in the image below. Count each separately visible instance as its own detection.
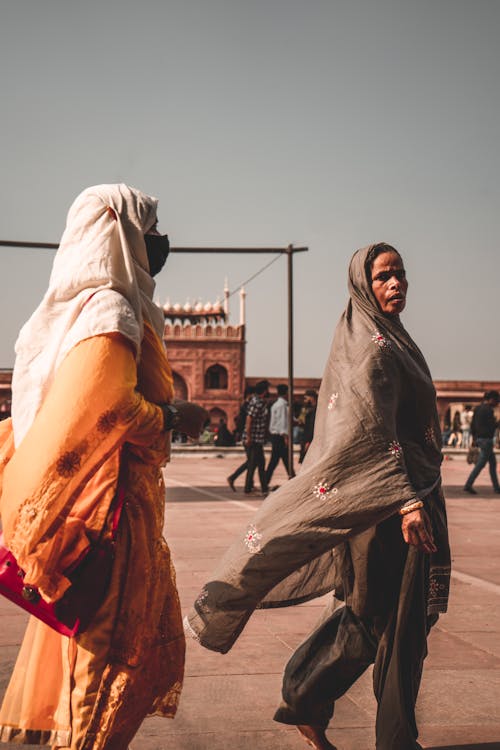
[1,453,499,750]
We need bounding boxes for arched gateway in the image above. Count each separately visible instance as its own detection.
[163,287,246,431]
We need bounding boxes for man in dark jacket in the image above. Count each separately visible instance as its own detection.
[227,386,255,491]
[464,390,500,495]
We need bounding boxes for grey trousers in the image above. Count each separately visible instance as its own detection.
[274,550,434,750]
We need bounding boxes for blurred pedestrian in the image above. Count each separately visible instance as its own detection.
[265,384,289,486]
[215,418,235,447]
[464,390,500,495]
[199,421,215,444]
[441,409,451,447]
[460,405,474,450]
[227,386,255,491]
[447,410,462,447]
[243,380,270,495]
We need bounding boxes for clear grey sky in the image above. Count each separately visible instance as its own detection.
[1,0,499,378]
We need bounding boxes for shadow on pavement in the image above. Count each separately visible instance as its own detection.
[427,743,500,750]
[442,484,500,499]
[166,486,266,502]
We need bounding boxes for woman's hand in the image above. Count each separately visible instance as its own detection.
[172,400,209,439]
[401,508,437,554]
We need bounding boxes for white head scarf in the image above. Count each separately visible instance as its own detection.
[12,183,166,445]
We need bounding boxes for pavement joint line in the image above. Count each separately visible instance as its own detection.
[450,569,500,595]
[261,618,294,652]
[435,625,500,659]
[166,476,259,511]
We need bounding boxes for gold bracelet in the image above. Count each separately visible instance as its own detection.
[399,500,424,516]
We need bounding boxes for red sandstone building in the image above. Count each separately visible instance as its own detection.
[163,283,246,428]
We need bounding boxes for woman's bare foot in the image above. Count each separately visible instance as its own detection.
[296,724,337,750]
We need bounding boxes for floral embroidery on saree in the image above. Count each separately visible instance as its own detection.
[425,426,437,447]
[388,440,403,460]
[312,481,338,500]
[244,524,262,554]
[96,410,118,433]
[56,450,82,477]
[427,565,450,614]
[371,331,392,351]
[195,587,209,609]
[328,392,339,410]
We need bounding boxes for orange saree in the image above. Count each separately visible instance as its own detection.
[0,325,185,749]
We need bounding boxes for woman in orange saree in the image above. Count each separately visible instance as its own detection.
[0,184,206,749]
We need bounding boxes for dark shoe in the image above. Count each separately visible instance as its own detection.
[463,486,477,495]
[227,476,236,492]
[296,725,337,750]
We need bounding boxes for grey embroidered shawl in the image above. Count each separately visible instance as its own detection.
[186,245,449,653]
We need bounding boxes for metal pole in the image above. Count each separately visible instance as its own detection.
[287,245,295,477]
[0,240,308,255]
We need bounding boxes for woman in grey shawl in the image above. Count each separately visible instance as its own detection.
[185,244,450,750]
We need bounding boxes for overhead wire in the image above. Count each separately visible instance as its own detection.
[226,252,282,299]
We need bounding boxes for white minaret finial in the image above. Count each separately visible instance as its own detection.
[223,277,230,317]
[239,286,246,326]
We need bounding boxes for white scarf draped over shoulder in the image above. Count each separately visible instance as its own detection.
[12,183,165,446]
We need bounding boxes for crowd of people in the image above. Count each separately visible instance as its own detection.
[225,381,318,496]
[442,406,474,448]
[442,402,500,450]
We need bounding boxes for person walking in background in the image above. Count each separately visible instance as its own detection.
[227,385,255,491]
[447,410,462,447]
[0,184,208,748]
[460,405,474,450]
[299,390,318,463]
[199,420,215,444]
[464,390,500,495]
[215,418,235,447]
[244,380,270,495]
[265,384,289,487]
[441,409,452,447]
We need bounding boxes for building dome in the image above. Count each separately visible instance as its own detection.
[183,301,193,313]
[194,301,204,313]
[204,302,213,313]
[173,303,182,313]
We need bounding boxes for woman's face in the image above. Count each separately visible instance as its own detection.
[370,250,408,315]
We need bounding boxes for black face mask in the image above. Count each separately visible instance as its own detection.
[144,233,170,276]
